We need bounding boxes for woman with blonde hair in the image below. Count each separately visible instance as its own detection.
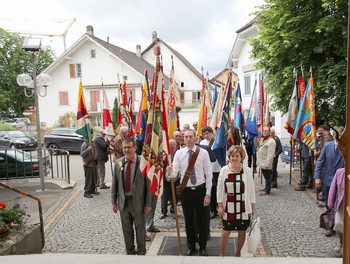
[217,145,256,256]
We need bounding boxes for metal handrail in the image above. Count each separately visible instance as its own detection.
[0,182,45,249]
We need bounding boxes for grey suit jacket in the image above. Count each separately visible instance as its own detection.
[111,155,152,212]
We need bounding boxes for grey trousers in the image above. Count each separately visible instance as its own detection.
[145,195,157,230]
[120,197,146,254]
[96,160,106,186]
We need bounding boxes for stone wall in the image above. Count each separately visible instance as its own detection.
[0,225,42,255]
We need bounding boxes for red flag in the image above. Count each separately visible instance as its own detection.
[102,83,115,136]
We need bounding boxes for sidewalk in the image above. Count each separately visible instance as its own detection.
[0,160,342,262]
[0,254,343,264]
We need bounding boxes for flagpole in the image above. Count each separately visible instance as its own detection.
[168,155,182,255]
[337,3,350,263]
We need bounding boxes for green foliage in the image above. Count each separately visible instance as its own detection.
[57,112,76,128]
[0,122,15,130]
[112,97,119,129]
[251,0,348,126]
[0,29,55,117]
[0,199,29,228]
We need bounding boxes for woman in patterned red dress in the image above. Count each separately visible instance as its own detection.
[217,145,256,256]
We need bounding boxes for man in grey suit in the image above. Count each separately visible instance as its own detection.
[111,138,152,255]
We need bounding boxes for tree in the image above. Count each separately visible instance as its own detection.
[112,97,119,129]
[0,29,55,117]
[250,0,348,126]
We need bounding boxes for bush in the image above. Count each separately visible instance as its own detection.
[0,123,15,131]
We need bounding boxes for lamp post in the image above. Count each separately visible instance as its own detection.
[16,37,51,191]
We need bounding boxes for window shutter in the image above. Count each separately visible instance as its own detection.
[69,64,75,78]
[90,91,100,111]
[59,92,69,105]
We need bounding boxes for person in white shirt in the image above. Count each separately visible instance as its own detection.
[169,129,212,256]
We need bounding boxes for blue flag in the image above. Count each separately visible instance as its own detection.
[213,72,232,167]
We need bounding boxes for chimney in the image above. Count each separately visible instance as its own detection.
[152,31,157,42]
[136,45,141,58]
[86,25,94,36]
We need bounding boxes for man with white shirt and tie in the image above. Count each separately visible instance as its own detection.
[169,129,212,256]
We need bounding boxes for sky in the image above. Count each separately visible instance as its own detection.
[1,0,264,77]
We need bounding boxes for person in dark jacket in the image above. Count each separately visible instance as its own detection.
[271,128,282,188]
[93,130,110,189]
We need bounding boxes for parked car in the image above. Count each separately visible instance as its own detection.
[0,149,50,178]
[5,117,31,128]
[44,128,84,153]
[0,130,37,150]
[280,138,300,164]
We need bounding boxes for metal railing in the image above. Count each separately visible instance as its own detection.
[0,147,70,184]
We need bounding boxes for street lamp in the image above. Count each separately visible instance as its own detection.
[16,37,51,191]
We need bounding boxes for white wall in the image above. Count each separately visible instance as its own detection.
[39,41,143,128]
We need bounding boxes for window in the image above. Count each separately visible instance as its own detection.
[69,64,82,78]
[59,91,69,105]
[181,82,184,87]
[244,75,251,95]
[90,50,96,58]
[123,75,128,81]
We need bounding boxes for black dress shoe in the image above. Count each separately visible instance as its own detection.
[99,185,110,189]
[199,249,208,256]
[186,249,197,256]
[271,184,278,188]
[295,186,306,191]
[159,214,166,219]
[147,227,160,233]
[210,211,217,219]
[145,235,151,242]
[84,194,93,198]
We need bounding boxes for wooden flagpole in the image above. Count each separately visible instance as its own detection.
[338,3,350,263]
[168,156,182,255]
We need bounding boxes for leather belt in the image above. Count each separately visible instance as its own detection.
[125,196,133,199]
[185,183,205,191]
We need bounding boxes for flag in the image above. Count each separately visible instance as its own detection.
[293,76,316,150]
[197,71,208,137]
[298,74,306,99]
[264,93,270,126]
[245,79,259,141]
[234,82,244,132]
[213,72,232,167]
[211,82,218,114]
[210,83,224,131]
[102,84,115,136]
[140,46,169,198]
[257,78,264,126]
[168,59,178,138]
[127,93,134,137]
[284,70,299,135]
[135,70,150,144]
[75,80,92,145]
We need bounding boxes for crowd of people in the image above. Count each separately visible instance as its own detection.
[79,121,345,257]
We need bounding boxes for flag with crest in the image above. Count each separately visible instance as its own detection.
[293,76,316,150]
[140,46,169,197]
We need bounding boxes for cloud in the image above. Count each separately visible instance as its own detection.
[0,0,264,76]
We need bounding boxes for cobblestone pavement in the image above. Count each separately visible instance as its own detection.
[43,162,339,258]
